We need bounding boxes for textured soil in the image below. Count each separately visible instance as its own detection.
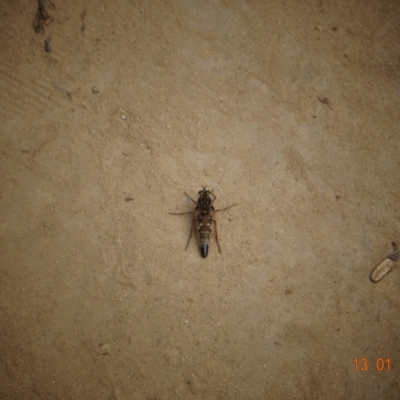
[1,1,399,399]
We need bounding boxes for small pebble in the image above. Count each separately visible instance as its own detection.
[92,86,99,94]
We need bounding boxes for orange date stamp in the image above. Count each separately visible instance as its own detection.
[353,358,391,371]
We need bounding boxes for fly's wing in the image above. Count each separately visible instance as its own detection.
[370,250,399,282]
[193,208,201,248]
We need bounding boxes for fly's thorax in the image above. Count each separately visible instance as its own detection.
[198,196,212,210]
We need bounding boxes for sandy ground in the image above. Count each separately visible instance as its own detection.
[1,0,399,399]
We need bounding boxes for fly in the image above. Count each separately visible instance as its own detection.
[170,186,237,258]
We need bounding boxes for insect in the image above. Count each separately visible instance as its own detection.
[170,186,237,258]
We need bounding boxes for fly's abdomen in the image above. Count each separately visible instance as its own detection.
[198,217,212,258]
[200,243,209,258]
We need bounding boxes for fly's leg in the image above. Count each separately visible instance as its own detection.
[212,217,222,253]
[184,192,198,204]
[170,211,196,250]
[215,203,237,212]
[185,217,196,251]
[213,203,237,253]
[210,189,216,203]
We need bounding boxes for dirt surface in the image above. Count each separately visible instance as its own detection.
[1,0,399,399]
